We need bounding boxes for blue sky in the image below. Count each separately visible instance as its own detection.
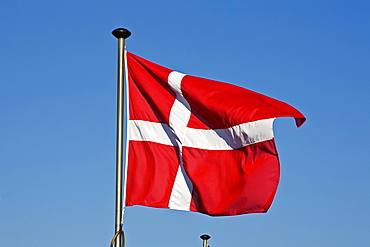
[1,0,369,246]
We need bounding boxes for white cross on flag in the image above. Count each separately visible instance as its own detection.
[124,52,305,216]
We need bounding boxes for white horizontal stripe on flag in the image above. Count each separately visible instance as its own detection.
[128,118,275,150]
[128,120,177,146]
[183,118,275,150]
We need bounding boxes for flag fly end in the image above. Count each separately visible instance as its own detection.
[295,117,306,128]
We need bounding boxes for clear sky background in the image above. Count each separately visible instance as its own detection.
[1,1,369,246]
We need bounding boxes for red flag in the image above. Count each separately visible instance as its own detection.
[124,52,305,216]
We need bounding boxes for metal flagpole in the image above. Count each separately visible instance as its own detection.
[200,234,211,247]
[111,28,131,247]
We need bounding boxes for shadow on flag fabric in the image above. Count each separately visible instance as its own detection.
[124,52,306,216]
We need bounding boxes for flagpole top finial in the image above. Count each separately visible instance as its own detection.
[112,28,131,39]
[200,234,211,240]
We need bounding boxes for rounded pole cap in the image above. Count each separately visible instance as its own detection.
[200,234,211,240]
[112,28,131,39]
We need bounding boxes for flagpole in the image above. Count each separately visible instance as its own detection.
[200,234,211,247]
[111,28,131,247]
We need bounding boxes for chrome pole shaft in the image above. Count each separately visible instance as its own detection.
[112,28,131,247]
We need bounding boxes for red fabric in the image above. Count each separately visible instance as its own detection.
[125,141,179,208]
[182,75,305,129]
[185,139,279,216]
[127,52,174,123]
[125,52,305,216]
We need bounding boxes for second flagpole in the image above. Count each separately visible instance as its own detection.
[111,28,131,247]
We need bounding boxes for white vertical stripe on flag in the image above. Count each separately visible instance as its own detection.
[167,71,193,211]
[168,71,190,142]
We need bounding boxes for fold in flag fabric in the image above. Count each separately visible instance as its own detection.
[124,52,306,216]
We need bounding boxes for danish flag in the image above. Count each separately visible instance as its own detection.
[124,52,305,216]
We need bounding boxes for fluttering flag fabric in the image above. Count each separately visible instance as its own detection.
[124,52,305,216]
